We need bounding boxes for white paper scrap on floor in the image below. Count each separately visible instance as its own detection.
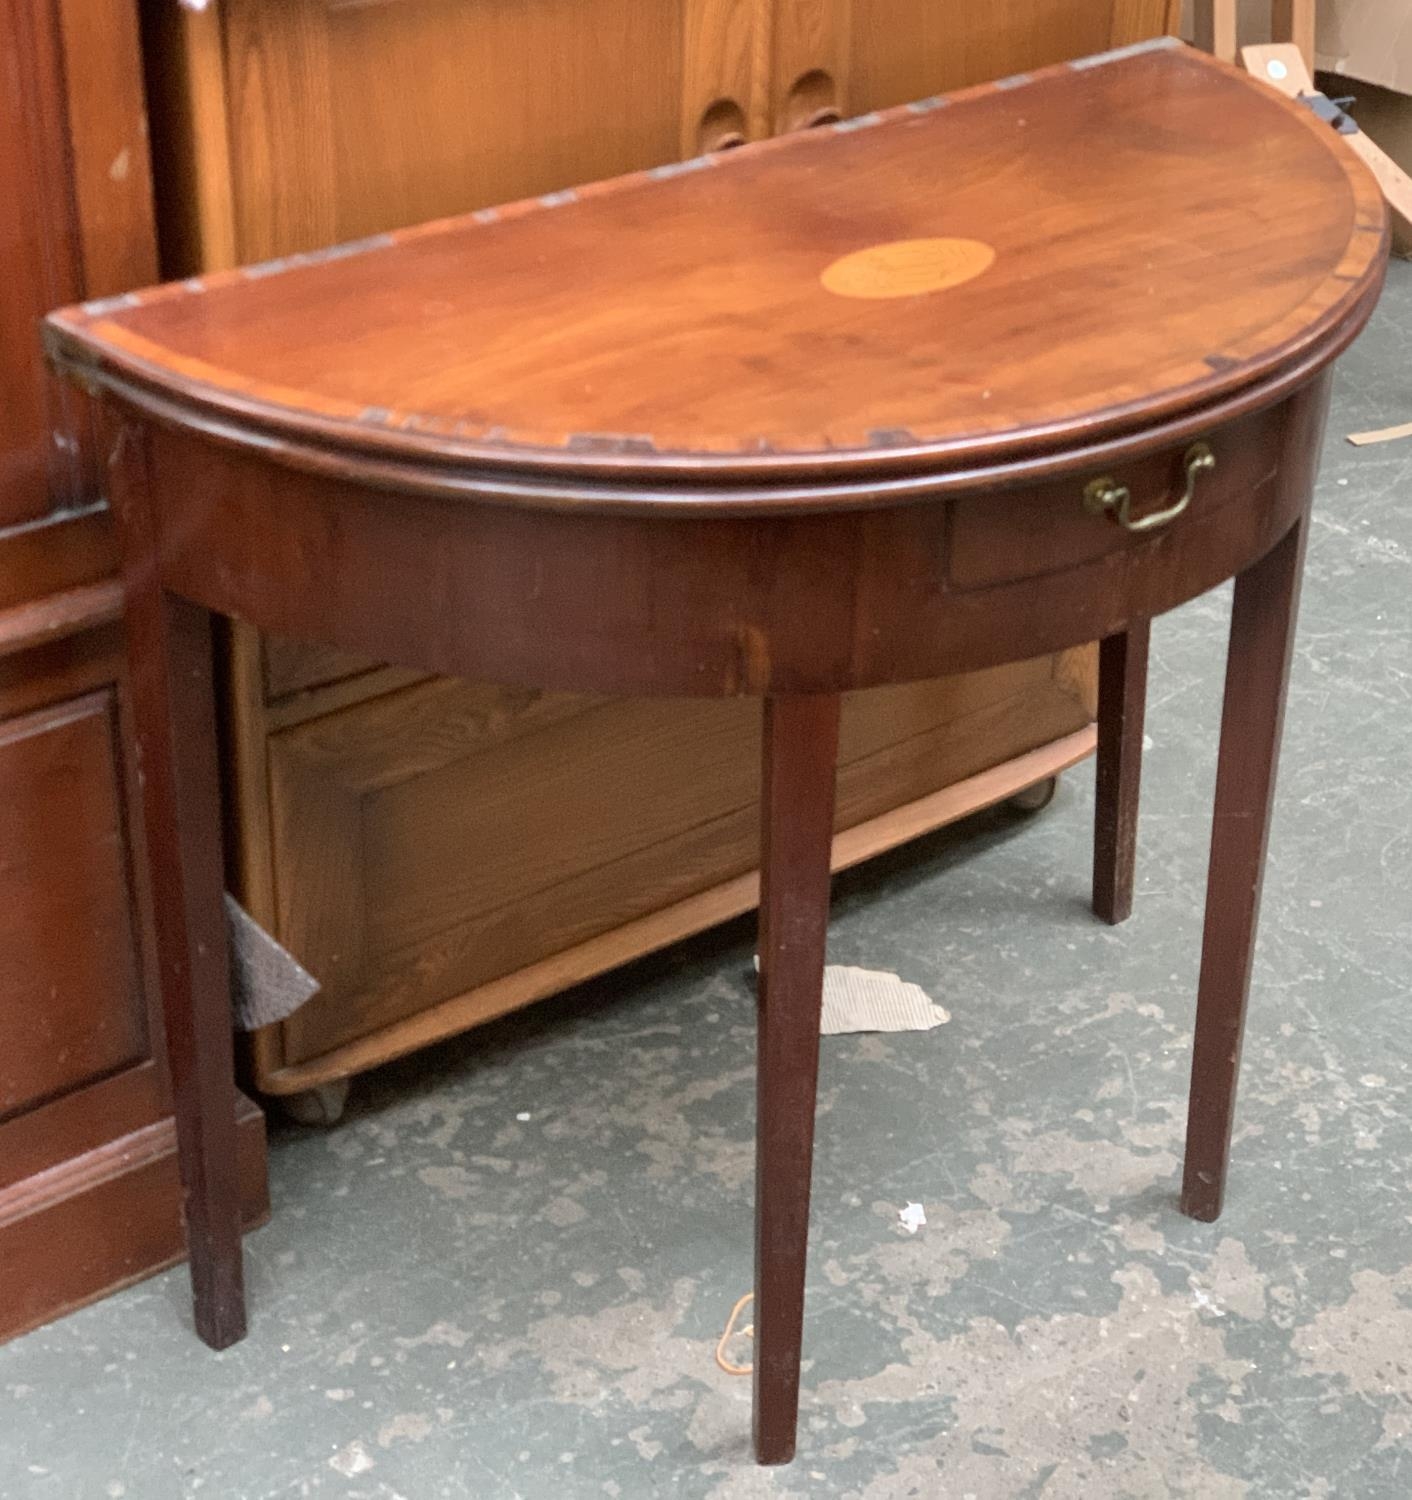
[819,966,951,1036]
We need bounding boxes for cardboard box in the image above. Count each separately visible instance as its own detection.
[1323,76,1412,255]
[1317,1,1412,96]
[1183,2,1412,257]
[1180,0,1281,49]
[1315,76,1412,254]
[1311,2,1412,255]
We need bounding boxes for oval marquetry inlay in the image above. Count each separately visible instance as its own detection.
[821,238,996,300]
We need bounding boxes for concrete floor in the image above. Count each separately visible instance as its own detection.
[4,262,1410,1499]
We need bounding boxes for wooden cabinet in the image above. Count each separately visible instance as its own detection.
[147,0,748,269]
[142,0,1175,1100]
[265,660,1096,1079]
[146,0,1180,273]
[0,0,267,1343]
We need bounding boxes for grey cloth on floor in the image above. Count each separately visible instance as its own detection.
[226,894,320,1030]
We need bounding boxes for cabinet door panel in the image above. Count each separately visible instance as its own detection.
[269,657,1089,1064]
[222,0,690,259]
[0,687,147,1121]
[682,0,760,151]
[0,0,85,524]
[770,0,850,132]
[0,0,156,526]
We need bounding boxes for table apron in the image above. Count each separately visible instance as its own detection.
[136,375,1330,698]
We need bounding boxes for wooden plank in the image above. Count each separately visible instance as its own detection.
[1271,0,1316,71]
[1347,420,1412,447]
[1194,0,1239,63]
[1241,41,1316,93]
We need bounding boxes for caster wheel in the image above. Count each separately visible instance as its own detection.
[280,1078,351,1127]
[1007,774,1058,814]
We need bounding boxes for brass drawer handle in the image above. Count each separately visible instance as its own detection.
[1083,442,1216,533]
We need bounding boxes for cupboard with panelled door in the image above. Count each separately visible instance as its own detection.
[139,0,1179,1109]
[0,0,268,1344]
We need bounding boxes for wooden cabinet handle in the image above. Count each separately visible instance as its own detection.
[697,98,748,154]
[783,70,841,133]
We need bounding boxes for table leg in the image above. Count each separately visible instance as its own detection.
[108,421,247,1348]
[753,693,841,1466]
[1093,622,1150,925]
[1182,518,1308,1222]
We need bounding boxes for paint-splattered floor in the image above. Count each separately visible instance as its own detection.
[4,266,1410,1500]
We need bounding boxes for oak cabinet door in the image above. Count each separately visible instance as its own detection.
[158,0,765,267]
[264,658,1092,1070]
[0,670,146,1124]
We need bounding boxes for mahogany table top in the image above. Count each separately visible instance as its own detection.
[48,39,1384,498]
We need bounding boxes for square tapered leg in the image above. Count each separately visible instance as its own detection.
[753,693,840,1465]
[1182,519,1308,1221]
[107,417,246,1347]
[1093,621,1150,925]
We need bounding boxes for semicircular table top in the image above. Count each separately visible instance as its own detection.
[47,37,1386,490]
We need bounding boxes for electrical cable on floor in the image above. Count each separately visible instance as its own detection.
[715,1292,754,1376]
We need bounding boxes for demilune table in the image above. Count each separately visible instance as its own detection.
[45,37,1386,1466]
